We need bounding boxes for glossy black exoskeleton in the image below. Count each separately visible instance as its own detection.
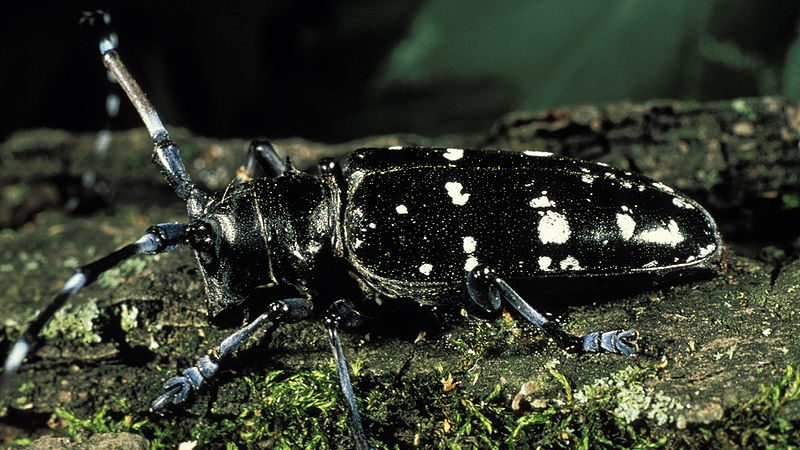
[2,15,722,450]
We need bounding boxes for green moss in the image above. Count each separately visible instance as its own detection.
[697,365,800,449]
[782,193,800,209]
[574,366,682,427]
[50,363,800,449]
[96,256,150,289]
[731,99,759,121]
[445,313,522,370]
[119,304,139,333]
[41,299,102,344]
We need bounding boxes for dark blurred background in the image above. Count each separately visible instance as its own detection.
[1,0,800,142]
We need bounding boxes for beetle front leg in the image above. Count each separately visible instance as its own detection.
[467,265,638,356]
[235,139,285,183]
[151,297,313,410]
[324,300,371,450]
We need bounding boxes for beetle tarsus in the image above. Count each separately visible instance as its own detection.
[324,300,371,450]
[581,329,639,356]
[467,265,638,356]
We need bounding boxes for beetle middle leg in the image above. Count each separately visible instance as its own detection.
[324,299,370,450]
[467,265,639,356]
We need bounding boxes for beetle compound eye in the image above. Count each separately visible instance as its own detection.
[187,221,215,252]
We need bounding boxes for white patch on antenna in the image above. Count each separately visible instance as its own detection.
[61,272,88,295]
[3,340,30,374]
[538,211,571,244]
[445,181,470,205]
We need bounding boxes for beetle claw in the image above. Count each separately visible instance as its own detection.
[613,329,639,356]
[151,375,192,410]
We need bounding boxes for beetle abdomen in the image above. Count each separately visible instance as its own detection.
[343,147,721,300]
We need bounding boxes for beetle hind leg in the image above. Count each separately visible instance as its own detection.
[466,265,638,356]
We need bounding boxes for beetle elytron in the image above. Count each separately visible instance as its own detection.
[1,13,721,449]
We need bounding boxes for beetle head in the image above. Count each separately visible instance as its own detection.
[186,189,273,323]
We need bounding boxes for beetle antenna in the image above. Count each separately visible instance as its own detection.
[81,10,120,158]
[92,15,208,216]
[1,223,187,393]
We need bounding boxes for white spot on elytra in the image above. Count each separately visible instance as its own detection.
[616,213,636,240]
[642,260,659,268]
[538,211,571,244]
[463,236,477,253]
[529,195,554,208]
[559,256,582,270]
[637,220,684,246]
[464,256,479,272]
[621,205,630,212]
[354,239,363,248]
[581,174,595,184]
[419,263,433,275]
[538,256,552,271]
[445,181,470,205]
[524,150,552,157]
[697,243,717,258]
[672,197,695,209]
[368,222,376,229]
[388,145,403,150]
[444,148,464,161]
[652,182,675,193]
[396,204,408,214]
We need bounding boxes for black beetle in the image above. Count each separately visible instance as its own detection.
[2,15,722,450]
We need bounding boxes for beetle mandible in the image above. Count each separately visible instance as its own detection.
[1,13,722,450]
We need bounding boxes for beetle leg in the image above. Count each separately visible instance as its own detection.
[324,300,371,450]
[467,265,638,356]
[151,297,312,410]
[235,139,285,183]
[1,223,188,391]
